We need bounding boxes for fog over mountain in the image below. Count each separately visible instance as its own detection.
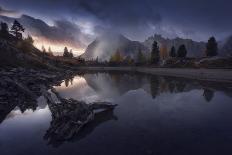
[82,32,149,60]
[220,36,232,56]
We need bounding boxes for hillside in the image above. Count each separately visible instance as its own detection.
[0,34,54,69]
[81,33,149,61]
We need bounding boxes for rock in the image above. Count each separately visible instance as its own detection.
[42,88,117,144]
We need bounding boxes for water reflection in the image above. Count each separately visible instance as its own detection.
[56,72,223,104]
[0,72,232,154]
[203,89,215,102]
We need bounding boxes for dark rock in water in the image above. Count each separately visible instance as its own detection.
[42,88,117,146]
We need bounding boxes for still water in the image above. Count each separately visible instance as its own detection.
[1,72,232,155]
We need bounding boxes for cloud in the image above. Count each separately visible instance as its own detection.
[0,6,20,17]
[1,0,232,41]
[0,14,93,50]
[74,0,162,40]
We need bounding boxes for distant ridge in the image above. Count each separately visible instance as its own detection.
[143,34,206,57]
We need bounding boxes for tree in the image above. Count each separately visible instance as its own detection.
[48,47,53,56]
[63,47,69,57]
[124,55,134,65]
[151,41,160,64]
[11,20,25,39]
[110,50,123,64]
[24,35,34,45]
[205,37,218,56]
[137,49,146,65]
[0,22,9,35]
[95,56,99,63]
[115,50,123,62]
[160,44,168,60]
[169,46,176,57]
[42,45,46,53]
[177,44,187,58]
[69,49,74,58]
[203,89,214,102]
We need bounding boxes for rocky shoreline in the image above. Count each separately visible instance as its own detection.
[0,67,74,106]
[0,67,117,142]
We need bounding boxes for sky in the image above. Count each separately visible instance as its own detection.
[0,0,232,55]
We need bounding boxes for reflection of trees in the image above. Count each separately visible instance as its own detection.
[0,99,38,124]
[175,81,186,92]
[64,77,74,87]
[203,89,214,102]
[168,82,175,93]
[0,85,38,124]
[84,73,147,97]
[150,76,160,99]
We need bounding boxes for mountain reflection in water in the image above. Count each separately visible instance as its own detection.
[0,72,232,155]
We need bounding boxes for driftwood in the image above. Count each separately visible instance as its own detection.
[41,87,117,145]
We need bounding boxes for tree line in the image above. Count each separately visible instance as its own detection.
[109,36,218,65]
[0,20,219,64]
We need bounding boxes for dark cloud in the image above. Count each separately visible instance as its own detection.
[1,0,232,41]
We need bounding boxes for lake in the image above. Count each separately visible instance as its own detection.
[1,71,232,155]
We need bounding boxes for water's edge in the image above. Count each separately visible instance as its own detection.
[75,67,232,83]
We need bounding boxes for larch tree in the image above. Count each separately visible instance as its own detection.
[160,44,168,60]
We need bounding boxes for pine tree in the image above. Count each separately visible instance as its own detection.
[11,20,25,39]
[69,49,74,58]
[63,47,69,57]
[42,45,46,53]
[48,47,53,56]
[0,22,9,36]
[177,45,187,58]
[151,41,160,64]
[169,46,176,57]
[25,35,34,45]
[205,37,218,56]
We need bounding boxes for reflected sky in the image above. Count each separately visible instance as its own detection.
[0,72,232,155]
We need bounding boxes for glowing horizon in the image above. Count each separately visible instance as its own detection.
[32,36,85,56]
